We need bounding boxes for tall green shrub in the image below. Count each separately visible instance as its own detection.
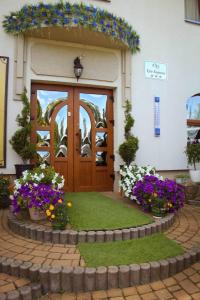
[119,100,139,165]
[10,88,36,163]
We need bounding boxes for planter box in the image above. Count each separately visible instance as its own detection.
[29,207,46,221]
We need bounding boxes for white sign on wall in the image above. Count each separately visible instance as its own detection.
[145,61,167,80]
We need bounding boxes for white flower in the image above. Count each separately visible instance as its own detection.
[40,164,46,170]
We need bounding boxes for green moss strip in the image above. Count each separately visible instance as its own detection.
[78,234,184,267]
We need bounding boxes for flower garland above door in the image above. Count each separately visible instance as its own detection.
[3,1,140,53]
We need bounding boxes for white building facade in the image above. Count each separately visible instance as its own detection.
[0,0,199,191]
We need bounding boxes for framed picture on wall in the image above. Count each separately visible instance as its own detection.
[0,57,9,168]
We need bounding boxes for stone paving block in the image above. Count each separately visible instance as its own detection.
[78,232,87,244]
[167,258,177,276]
[39,267,50,294]
[176,255,184,273]
[114,230,122,241]
[61,267,73,292]
[73,267,84,292]
[105,231,113,242]
[10,261,22,277]
[151,224,157,234]
[150,261,160,282]
[24,225,30,239]
[189,250,197,264]
[44,229,52,243]
[122,229,130,241]
[69,231,78,245]
[130,264,140,286]
[160,260,169,280]
[0,258,7,272]
[19,286,32,300]
[19,262,32,278]
[145,225,152,236]
[156,223,162,233]
[140,263,150,284]
[49,267,61,293]
[52,231,60,244]
[7,290,20,300]
[2,260,11,274]
[29,226,36,241]
[138,227,145,238]
[84,268,96,291]
[108,266,119,289]
[119,265,130,288]
[95,266,107,291]
[87,232,96,243]
[96,231,105,243]
[19,224,25,236]
[29,265,41,282]
[0,294,6,300]
[183,253,191,269]
[60,230,69,244]
[30,282,42,299]
[130,228,138,239]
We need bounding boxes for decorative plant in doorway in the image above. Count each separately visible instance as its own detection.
[119,100,139,165]
[9,88,36,177]
[185,139,200,182]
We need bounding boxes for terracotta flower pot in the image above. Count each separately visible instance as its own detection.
[29,207,46,221]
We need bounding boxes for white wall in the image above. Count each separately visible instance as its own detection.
[0,0,200,174]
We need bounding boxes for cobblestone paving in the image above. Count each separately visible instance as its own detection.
[0,210,83,268]
[0,273,30,294]
[165,205,200,250]
[1,204,200,299]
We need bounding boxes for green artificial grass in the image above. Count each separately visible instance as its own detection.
[78,233,184,267]
[65,192,153,230]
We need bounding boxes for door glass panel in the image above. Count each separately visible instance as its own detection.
[80,93,107,128]
[80,106,92,157]
[36,131,50,147]
[37,90,68,126]
[96,151,107,166]
[54,105,68,158]
[96,132,107,147]
[37,151,50,164]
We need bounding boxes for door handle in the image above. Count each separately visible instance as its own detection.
[76,130,81,153]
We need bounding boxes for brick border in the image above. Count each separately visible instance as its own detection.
[0,246,199,295]
[7,213,175,245]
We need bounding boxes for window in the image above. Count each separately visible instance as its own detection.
[186,94,200,140]
[185,0,200,23]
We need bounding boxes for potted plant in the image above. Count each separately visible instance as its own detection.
[185,139,200,183]
[132,175,185,217]
[0,175,10,209]
[119,100,139,166]
[11,164,65,221]
[175,173,190,185]
[10,88,36,178]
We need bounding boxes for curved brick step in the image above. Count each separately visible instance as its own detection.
[0,247,199,294]
[7,212,175,245]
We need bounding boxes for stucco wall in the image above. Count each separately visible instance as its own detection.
[0,0,199,174]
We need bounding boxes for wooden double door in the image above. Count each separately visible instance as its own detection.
[31,84,114,192]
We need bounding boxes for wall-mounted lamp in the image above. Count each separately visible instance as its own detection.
[74,57,83,82]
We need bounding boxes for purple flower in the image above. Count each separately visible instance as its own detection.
[132,175,185,213]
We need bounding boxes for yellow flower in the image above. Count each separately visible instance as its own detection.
[148,199,152,203]
[67,201,72,208]
[49,204,54,211]
[46,210,51,217]
[51,214,55,219]
[153,193,158,197]
[58,199,63,204]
